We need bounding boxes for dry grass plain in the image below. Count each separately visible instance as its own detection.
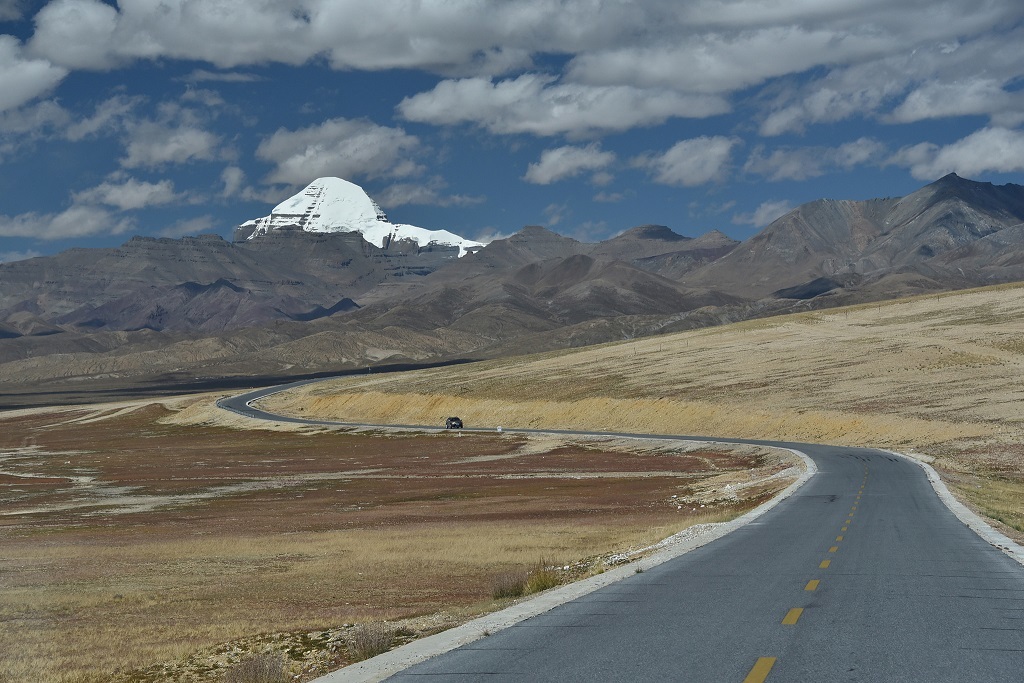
[0,400,792,682]
[261,282,1024,541]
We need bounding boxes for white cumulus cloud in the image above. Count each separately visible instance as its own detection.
[732,199,794,227]
[759,25,1024,135]
[27,0,119,69]
[0,0,25,21]
[374,179,485,209]
[633,136,741,187]
[16,0,1024,144]
[890,127,1024,179]
[220,166,246,198]
[256,117,422,186]
[65,95,143,141]
[594,189,630,203]
[0,100,69,135]
[73,177,183,210]
[566,24,895,95]
[543,202,569,227]
[744,138,886,181]
[0,205,135,240]
[121,121,222,168]
[889,78,1024,126]
[0,36,67,113]
[524,144,616,185]
[398,74,728,137]
[29,0,313,70]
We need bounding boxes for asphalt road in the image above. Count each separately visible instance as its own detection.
[218,384,1024,682]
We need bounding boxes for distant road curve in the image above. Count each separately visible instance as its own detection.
[218,381,1024,683]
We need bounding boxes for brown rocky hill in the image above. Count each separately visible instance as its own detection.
[2,174,1024,406]
[0,230,460,334]
[683,173,1024,301]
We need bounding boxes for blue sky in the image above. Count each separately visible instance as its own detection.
[2,0,1024,262]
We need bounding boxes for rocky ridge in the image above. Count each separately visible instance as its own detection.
[2,173,1024,405]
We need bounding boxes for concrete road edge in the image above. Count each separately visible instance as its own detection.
[313,447,817,683]
[890,450,1024,567]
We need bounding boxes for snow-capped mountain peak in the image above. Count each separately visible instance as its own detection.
[237,177,485,256]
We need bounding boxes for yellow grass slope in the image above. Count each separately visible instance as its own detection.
[262,283,1024,477]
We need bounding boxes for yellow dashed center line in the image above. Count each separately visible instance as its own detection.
[743,657,777,683]
[782,607,804,625]
[743,472,866,681]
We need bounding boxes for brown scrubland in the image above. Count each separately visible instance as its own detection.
[0,400,789,682]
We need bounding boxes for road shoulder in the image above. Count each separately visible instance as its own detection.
[315,447,816,683]
[890,450,1024,567]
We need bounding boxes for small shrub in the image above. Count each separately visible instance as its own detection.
[348,622,396,662]
[490,570,527,599]
[224,652,287,683]
[524,563,561,594]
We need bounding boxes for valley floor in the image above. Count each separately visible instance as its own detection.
[0,399,791,682]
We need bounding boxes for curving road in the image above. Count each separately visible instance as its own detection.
[219,383,1024,682]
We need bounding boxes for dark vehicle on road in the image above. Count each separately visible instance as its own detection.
[445,417,463,429]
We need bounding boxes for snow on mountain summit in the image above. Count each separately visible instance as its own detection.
[237,177,485,256]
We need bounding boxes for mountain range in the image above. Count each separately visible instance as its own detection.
[1,172,1023,407]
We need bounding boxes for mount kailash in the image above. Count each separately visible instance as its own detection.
[235,177,485,257]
